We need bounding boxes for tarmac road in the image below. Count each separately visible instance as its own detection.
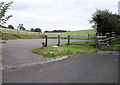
[2,39,118,83]
[2,39,87,68]
[3,52,118,83]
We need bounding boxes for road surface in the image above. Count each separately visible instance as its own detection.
[2,39,88,68]
[3,52,118,83]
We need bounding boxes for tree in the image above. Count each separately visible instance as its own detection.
[90,9,119,34]
[114,15,120,33]
[30,28,34,32]
[20,26,26,30]
[34,28,41,32]
[0,2,13,25]
[8,25,14,29]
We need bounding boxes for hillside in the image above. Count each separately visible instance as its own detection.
[0,27,96,40]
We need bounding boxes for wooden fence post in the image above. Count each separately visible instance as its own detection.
[39,32,40,38]
[58,35,60,46]
[88,34,90,39]
[26,31,27,36]
[100,33,102,42]
[45,35,48,47]
[42,42,44,49]
[95,33,99,49]
[108,33,110,43]
[17,27,19,38]
[68,35,70,45]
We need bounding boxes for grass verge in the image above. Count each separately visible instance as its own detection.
[32,40,98,58]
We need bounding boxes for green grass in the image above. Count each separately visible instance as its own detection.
[2,33,45,40]
[0,27,96,40]
[32,40,97,58]
[0,27,45,40]
[32,38,120,58]
[44,29,96,37]
[70,40,95,45]
[0,27,42,35]
[99,39,120,51]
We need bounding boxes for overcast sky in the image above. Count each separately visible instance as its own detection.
[1,0,119,31]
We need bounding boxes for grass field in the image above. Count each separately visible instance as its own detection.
[0,27,42,35]
[44,29,96,37]
[0,27,96,40]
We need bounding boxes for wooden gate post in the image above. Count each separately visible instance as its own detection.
[58,35,60,46]
[26,31,27,36]
[42,42,45,49]
[45,35,48,47]
[39,32,40,38]
[88,34,90,39]
[68,35,70,45]
[95,33,99,49]
[17,26,19,38]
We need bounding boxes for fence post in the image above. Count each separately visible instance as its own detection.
[95,33,99,49]
[17,27,19,38]
[105,33,109,46]
[100,33,102,42]
[68,35,70,45]
[42,42,44,49]
[108,33,110,43]
[93,35,95,39]
[26,31,27,36]
[58,35,60,46]
[88,34,90,39]
[45,35,48,47]
[39,32,40,38]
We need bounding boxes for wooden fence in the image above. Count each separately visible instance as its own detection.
[95,32,119,49]
[47,34,94,39]
[42,35,71,48]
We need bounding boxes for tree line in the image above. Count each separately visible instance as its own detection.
[45,30,68,33]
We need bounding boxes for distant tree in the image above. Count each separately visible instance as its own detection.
[22,27,26,30]
[68,30,70,32]
[0,25,7,28]
[20,26,26,30]
[0,2,13,25]
[34,28,42,32]
[90,9,119,34]
[30,28,34,32]
[8,25,14,29]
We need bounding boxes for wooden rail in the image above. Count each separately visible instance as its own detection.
[95,32,119,49]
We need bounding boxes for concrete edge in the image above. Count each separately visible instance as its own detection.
[2,56,68,70]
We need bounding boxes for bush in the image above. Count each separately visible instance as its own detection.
[8,25,14,29]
